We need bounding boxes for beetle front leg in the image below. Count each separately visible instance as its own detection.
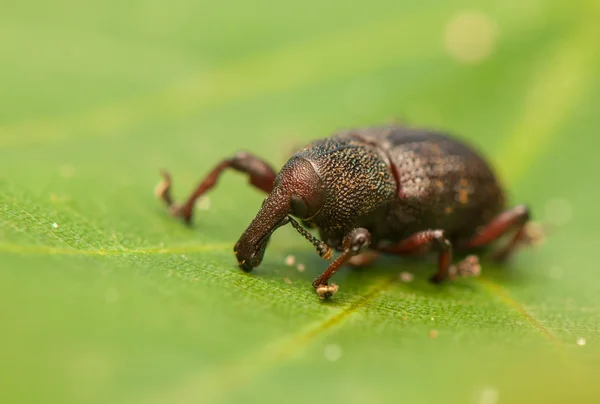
[312,228,371,299]
[155,151,277,224]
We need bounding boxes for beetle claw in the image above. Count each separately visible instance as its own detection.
[155,170,173,204]
[155,170,195,224]
[315,283,339,299]
[170,204,193,225]
[521,221,546,247]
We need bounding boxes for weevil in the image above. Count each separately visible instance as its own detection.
[156,125,534,299]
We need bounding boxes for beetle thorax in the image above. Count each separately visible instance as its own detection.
[295,137,397,239]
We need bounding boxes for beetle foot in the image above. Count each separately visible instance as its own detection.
[155,170,173,205]
[315,283,339,299]
[155,171,194,224]
[521,221,546,247]
[449,255,481,279]
[170,204,193,225]
[492,222,545,262]
[429,273,446,284]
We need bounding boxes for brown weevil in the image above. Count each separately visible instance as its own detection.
[156,125,534,299]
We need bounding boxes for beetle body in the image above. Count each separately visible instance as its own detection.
[157,125,531,299]
[286,127,505,251]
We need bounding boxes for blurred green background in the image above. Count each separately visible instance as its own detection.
[1,0,600,403]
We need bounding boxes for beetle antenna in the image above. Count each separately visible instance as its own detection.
[288,216,333,260]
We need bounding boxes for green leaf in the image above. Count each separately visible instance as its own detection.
[1,1,599,403]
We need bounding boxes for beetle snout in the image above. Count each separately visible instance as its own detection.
[234,238,268,272]
[232,189,292,272]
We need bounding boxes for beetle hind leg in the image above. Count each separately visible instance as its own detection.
[460,204,534,263]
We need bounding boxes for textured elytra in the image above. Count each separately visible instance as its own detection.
[337,127,506,241]
[288,126,506,249]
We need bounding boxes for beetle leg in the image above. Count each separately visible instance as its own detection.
[312,228,371,299]
[460,204,531,262]
[379,230,456,283]
[155,151,277,224]
[347,251,380,268]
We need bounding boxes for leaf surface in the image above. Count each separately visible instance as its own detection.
[1,1,599,403]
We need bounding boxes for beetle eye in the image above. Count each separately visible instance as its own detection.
[290,195,309,218]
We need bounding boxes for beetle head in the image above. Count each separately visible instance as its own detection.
[234,158,325,271]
